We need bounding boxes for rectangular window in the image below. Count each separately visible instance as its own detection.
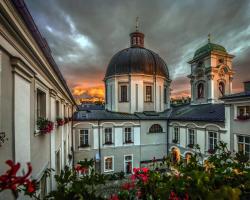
[124,127,133,143]
[145,85,152,102]
[56,100,60,117]
[79,129,89,147]
[104,128,113,144]
[238,136,250,159]
[237,106,250,117]
[104,156,114,172]
[164,87,167,104]
[120,85,128,102]
[37,89,46,118]
[173,127,179,143]
[188,129,195,145]
[124,155,133,174]
[208,131,218,150]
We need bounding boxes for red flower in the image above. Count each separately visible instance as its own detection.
[74,164,88,174]
[121,182,135,190]
[130,167,149,184]
[0,160,36,195]
[110,194,119,200]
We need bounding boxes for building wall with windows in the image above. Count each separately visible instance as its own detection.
[73,119,168,173]
[105,74,170,114]
[0,1,75,199]
[168,121,227,159]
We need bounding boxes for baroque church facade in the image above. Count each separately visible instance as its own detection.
[73,27,246,174]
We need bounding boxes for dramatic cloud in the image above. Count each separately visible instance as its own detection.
[26,0,250,100]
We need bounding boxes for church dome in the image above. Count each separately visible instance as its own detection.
[194,42,227,59]
[105,31,169,79]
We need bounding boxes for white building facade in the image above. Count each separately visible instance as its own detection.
[0,1,76,199]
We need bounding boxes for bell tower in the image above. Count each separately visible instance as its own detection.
[188,35,235,104]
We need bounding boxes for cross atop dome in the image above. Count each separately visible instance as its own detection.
[130,17,144,47]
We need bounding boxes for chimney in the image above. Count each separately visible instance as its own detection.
[244,81,250,92]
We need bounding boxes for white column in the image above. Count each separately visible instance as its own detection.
[50,96,56,190]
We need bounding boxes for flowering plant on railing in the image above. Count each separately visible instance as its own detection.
[0,160,37,198]
[237,115,250,120]
[37,117,54,134]
[56,117,64,127]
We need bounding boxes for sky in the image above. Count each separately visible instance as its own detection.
[25,0,250,101]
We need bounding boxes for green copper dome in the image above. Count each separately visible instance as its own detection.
[194,42,227,59]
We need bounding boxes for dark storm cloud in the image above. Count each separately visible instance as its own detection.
[25,0,250,97]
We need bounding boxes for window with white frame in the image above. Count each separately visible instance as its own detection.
[238,136,250,159]
[119,84,128,102]
[79,129,89,147]
[104,128,113,144]
[145,85,153,102]
[208,131,218,150]
[104,156,114,172]
[237,106,250,118]
[188,129,195,146]
[37,89,46,119]
[124,127,133,143]
[124,155,133,174]
[172,127,179,143]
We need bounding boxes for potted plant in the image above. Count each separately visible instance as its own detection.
[237,115,250,120]
[56,117,64,127]
[37,117,54,134]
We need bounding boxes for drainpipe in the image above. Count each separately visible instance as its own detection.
[71,105,74,168]
[166,119,169,155]
[98,120,101,173]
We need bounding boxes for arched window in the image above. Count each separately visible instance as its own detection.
[149,124,163,133]
[197,83,204,99]
[219,82,225,96]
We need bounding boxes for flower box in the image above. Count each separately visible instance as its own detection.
[237,115,250,120]
[172,139,178,144]
[124,140,134,144]
[36,117,54,134]
[79,144,90,148]
[104,141,113,145]
[56,117,64,127]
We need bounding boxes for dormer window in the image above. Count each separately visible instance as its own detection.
[197,83,204,99]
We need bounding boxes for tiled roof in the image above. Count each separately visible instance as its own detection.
[74,104,224,122]
[221,92,250,100]
[170,103,225,122]
[74,110,139,121]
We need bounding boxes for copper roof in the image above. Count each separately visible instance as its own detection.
[105,47,169,79]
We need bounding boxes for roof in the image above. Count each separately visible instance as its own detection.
[170,103,225,122]
[12,0,76,105]
[74,104,225,122]
[221,91,250,100]
[193,42,227,59]
[74,110,139,121]
[78,104,105,111]
[105,47,169,79]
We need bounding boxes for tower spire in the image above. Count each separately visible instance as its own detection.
[136,16,139,31]
[208,33,211,43]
